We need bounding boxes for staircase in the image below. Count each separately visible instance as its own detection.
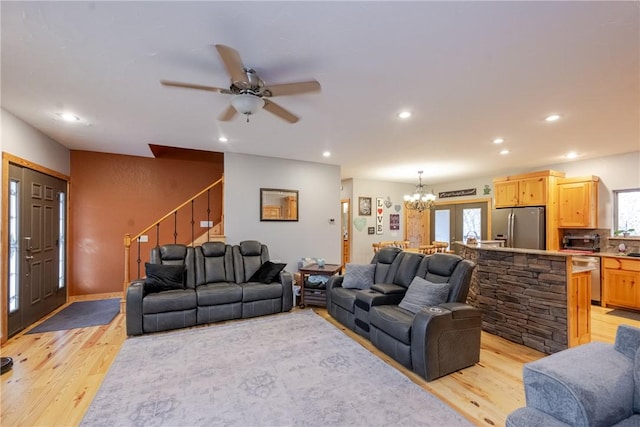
[122,176,224,312]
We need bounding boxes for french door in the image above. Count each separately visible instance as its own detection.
[430,201,489,252]
[7,164,67,337]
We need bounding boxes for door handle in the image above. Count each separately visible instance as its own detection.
[25,255,34,261]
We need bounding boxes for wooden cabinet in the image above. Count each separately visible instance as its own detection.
[493,171,561,208]
[283,196,297,220]
[568,270,591,347]
[494,177,547,207]
[262,205,281,219]
[602,257,640,310]
[557,177,599,228]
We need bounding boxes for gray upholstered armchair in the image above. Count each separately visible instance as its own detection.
[506,324,640,427]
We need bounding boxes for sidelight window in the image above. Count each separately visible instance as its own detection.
[58,192,66,289]
[9,180,19,312]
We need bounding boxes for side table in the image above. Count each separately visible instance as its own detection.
[297,263,342,308]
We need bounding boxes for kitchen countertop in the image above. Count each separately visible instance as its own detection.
[454,241,639,259]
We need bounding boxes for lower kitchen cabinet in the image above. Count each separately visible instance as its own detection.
[602,257,640,310]
[568,270,591,347]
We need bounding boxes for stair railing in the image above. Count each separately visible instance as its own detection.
[122,176,224,312]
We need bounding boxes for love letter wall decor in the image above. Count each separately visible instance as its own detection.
[376,198,384,235]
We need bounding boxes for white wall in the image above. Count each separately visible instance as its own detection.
[225,153,341,272]
[342,178,415,264]
[1,108,70,174]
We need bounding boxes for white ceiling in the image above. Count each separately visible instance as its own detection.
[1,1,638,184]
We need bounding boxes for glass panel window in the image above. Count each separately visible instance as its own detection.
[58,192,66,289]
[434,209,450,244]
[9,180,19,312]
[462,208,482,240]
[614,189,640,236]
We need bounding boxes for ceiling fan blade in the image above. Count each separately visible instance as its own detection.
[265,80,321,97]
[218,104,237,122]
[215,44,248,86]
[263,99,299,124]
[160,80,225,93]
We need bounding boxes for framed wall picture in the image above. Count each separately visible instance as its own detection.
[260,188,299,221]
[358,197,372,216]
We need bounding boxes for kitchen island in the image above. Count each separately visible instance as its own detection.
[455,242,589,354]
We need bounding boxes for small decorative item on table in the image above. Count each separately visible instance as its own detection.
[297,263,342,308]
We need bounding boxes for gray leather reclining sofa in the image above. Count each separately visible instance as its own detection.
[126,240,293,336]
[326,247,480,381]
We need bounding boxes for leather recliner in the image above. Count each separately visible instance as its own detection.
[326,249,480,381]
[126,244,198,335]
[368,253,480,381]
[232,240,293,318]
[326,247,415,331]
[126,240,293,336]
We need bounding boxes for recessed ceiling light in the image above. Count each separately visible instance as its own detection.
[500,149,510,155]
[218,136,228,143]
[493,138,504,144]
[322,151,331,158]
[57,112,80,122]
[397,111,412,120]
[566,151,578,159]
[545,114,561,122]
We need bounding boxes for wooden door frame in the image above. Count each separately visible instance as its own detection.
[341,198,351,269]
[1,153,70,343]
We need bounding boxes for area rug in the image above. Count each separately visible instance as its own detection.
[27,298,120,334]
[82,310,471,426]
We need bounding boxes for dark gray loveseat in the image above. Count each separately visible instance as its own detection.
[326,248,480,381]
[126,240,293,336]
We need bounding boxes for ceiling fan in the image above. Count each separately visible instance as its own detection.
[161,44,321,123]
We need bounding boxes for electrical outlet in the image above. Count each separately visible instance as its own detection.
[138,235,149,243]
[200,221,213,227]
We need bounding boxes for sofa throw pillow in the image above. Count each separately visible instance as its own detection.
[342,263,376,289]
[398,276,450,314]
[144,263,186,294]
[249,261,286,284]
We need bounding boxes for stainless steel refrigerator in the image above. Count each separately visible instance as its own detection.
[492,207,546,250]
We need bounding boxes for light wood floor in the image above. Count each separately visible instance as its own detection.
[1,296,639,427]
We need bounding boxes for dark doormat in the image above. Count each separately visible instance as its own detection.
[27,298,120,334]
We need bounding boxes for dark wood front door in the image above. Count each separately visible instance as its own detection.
[7,164,67,336]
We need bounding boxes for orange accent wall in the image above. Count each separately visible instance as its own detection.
[69,150,223,295]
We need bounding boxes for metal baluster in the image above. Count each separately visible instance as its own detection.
[156,223,160,247]
[190,200,195,246]
[136,237,141,279]
[173,211,178,244]
[207,189,211,242]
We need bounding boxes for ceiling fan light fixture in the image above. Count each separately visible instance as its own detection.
[231,93,264,116]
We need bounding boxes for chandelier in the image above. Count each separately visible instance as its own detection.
[404,170,436,212]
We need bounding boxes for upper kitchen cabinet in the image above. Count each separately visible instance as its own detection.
[557,176,599,228]
[494,170,565,208]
